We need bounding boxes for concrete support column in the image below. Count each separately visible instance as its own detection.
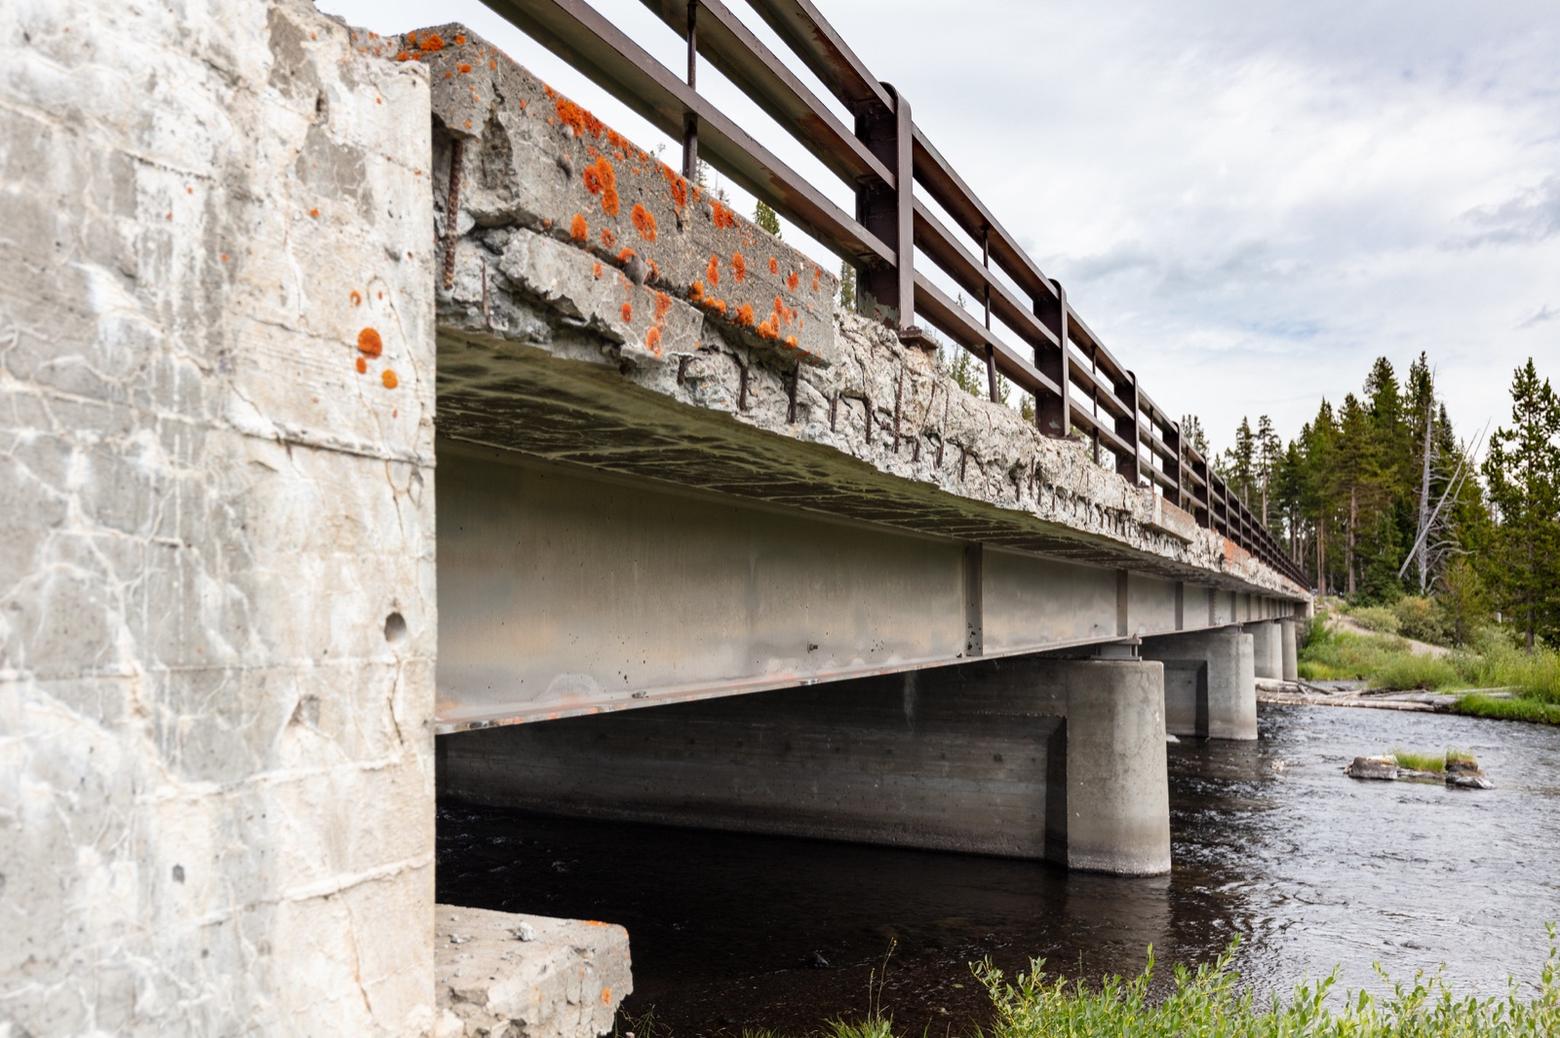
[1140,627,1257,740]
[1248,620,1283,680]
[1053,657,1171,876]
[439,655,1170,875]
[1280,619,1300,682]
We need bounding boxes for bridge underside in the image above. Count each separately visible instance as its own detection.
[438,437,1295,732]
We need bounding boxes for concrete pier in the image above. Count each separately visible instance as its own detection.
[440,655,1170,875]
[1141,628,1258,740]
[1249,621,1284,680]
[1281,619,1301,681]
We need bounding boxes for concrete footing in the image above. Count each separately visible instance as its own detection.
[1141,628,1257,740]
[1280,619,1300,681]
[436,906,631,1038]
[439,655,1170,875]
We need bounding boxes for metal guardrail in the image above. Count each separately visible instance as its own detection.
[482,0,1308,586]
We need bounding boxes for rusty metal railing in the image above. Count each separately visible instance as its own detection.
[483,0,1308,587]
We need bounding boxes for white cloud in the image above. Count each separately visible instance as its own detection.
[321,0,1560,453]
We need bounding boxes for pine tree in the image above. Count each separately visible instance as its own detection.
[1180,414,1210,457]
[1256,414,1280,525]
[839,261,856,311]
[1481,358,1560,649]
[754,199,781,238]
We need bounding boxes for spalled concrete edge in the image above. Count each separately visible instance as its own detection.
[365,25,1305,603]
[436,905,631,1038]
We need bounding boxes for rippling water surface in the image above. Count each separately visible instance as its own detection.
[438,704,1560,1034]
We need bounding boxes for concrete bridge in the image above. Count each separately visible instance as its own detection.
[2,1,1305,1034]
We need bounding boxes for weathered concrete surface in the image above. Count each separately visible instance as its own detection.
[393,25,1304,606]
[1281,618,1300,681]
[435,906,630,1038]
[1141,628,1258,740]
[440,654,1170,874]
[1053,658,1171,875]
[1,1,437,1032]
[1249,620,1283,680]
[440,663,1068,858]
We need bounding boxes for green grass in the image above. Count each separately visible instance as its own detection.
[733,935,1560,1037]
[1297,620,1560,727]
[1455,693,1560,725]
[1389,748,1447,773]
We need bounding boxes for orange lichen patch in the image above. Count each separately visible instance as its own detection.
[659,163,688,209]
[735,302,755,327]
[458,62,472,74]
[812,266,822,291]
[756,315,779,339]
[785,334,799,348]
[418,32,445,52]
[786,270,800,292]
[630,203,657,242]
[593,261,604,280]
[710,298,728,315]
[395,50,413,61]
[581,154,619,215]
[617,247,636,264]
[355,356,367,374]
[462,118,472,129]
[454,32,467,45]
[689,280,706,303]
[349,290,362,306]
[600,227,616,247]
[357,327,383,358]
[600,988,612,1006]
[555,96,605,139]
[706,254,720,287]
[570,212,589,242]
[768,256,779,275]
[648,259,660,280]
[653,291,672,322]
[620,302,633,323]
[381,369,399,389]
[646,326,663,356]
[732,251,747,282]
[711,200,735,229]
[309,207,320,219]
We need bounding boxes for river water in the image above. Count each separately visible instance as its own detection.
[437,704,1560,1034]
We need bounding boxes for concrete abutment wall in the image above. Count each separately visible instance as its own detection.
[440,654,1171,875]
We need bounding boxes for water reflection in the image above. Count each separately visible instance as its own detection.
[437,704,1560,1034]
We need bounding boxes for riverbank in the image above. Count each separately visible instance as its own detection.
[1297,617,1560,725]
[728,935,1560,1038]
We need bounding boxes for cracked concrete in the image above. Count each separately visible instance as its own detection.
[1,0,436,1032]
[404,24,1303,600]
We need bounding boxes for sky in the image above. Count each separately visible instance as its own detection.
[323,0,1560,456]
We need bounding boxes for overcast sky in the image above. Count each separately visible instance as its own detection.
[324,0,1560,455]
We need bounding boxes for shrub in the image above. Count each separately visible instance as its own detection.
[1351,604,1401,635]
[1393,595,1448,645]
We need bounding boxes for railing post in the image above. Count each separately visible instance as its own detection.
[1113,370,1140,486]
[1192,455,1210,528]
[1164,418,1182,509]
[982,226,997,401]
[681,1,698,179]
[855,84,917,339]
[1035,280,1071,438]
